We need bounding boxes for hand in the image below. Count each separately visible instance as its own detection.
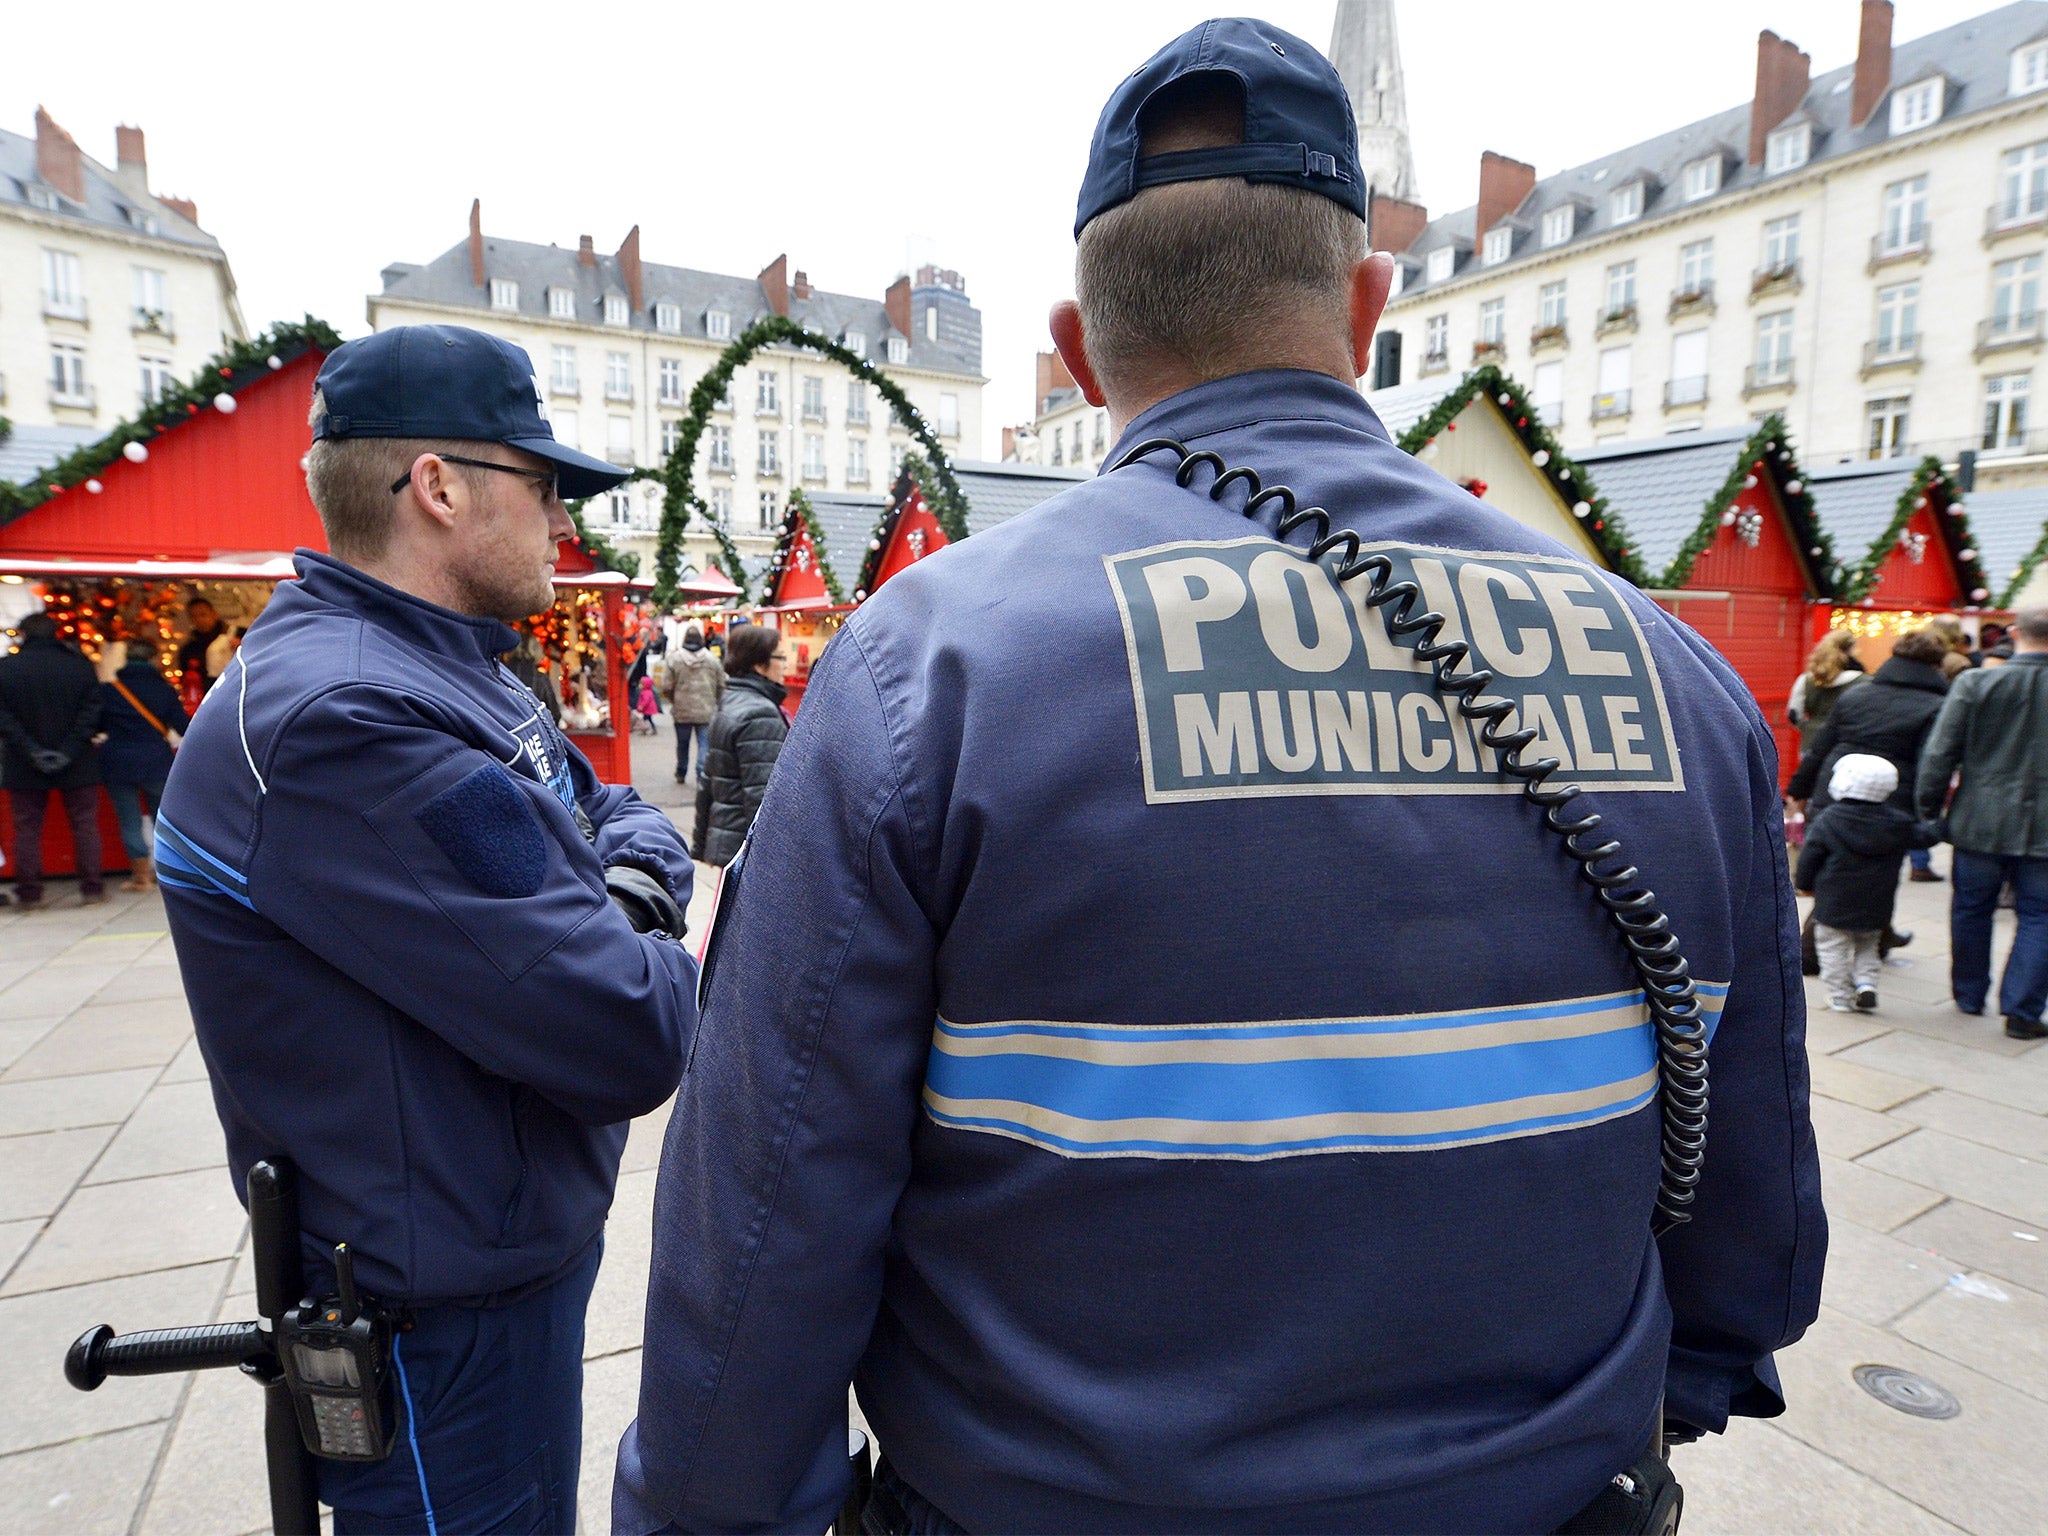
[28,748,71,776]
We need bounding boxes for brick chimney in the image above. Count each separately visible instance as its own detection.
[1853,0,1894,129]
[792,269,812,301]
[161,194,198,226]
[1475,152,1535,241]
[1035,350,1078,414]
[1002,426,1018,460]
[758,253,790,317]
[1748,32,1812,164]
[884,275,912,338]
[577,234,597,268]
[34,107,85,203]
[113,124,147,196]
[1370,195,1429,255]
[616,225,643,310]
[468,199,485,287]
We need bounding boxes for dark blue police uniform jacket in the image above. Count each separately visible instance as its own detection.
[616,371,1825,1534]
[158,552,697,1304]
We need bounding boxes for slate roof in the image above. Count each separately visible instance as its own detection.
[1806,460,1921,563]
[0,125,221,252]
[1572,428,1755,578]
[1399,3,2048,294]
[804,490,888,577]
[0,424,100,486]
[956,460,1089,534]
[1958,485,2048,593]
[1363,376,1459,440]
[379,236,982,378]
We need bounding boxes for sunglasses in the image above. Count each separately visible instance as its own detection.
[390,454,559,502]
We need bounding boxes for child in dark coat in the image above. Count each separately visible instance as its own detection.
[1795,753,1940,1012]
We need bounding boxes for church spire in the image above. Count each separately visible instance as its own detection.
[1329,0,1417,205]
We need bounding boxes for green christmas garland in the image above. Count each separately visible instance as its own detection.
[1658,415,1836,595]
[632,316,965,606]
[0,317,342,528]
[758,487,846,605]
[1394,365,1651,589]
[2001,522,2048,608]
[1834,456,1993,606]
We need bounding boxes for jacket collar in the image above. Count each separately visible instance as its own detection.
[1873,656,1949,694]
[1100,369,1390,474]
[2009,653,2048,667]
[290,549,521,666]
[729,671,786,705]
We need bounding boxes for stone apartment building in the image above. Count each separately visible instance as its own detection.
[0,110,244,446]
[369,205,986,574]
[1376,0,2048,487]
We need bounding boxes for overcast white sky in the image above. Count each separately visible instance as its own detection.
[7,1,1991,456]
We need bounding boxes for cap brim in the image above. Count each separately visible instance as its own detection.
[505,436,631,499]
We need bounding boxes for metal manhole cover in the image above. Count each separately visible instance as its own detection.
[1853,1364,1960,1419]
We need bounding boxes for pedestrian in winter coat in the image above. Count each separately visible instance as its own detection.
[1785,632,1865,757]
[96,642,189,891]
[0,612,105,906]
[1788,627,1951,822]
[1916,605,2048,1039]
[663,623,726,783]
[1796,754,1940,1012]
[692,624,787,866]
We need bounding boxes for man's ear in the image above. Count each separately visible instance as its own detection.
[1049,301,1107,408]
[401,454,463,532]
[1348,252,1397,381]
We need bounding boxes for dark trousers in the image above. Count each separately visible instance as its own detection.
[674,720,710,780]
[105,779,165,862]
[319,1241,601,1535]
[1952,851,2048,1027]
[7,785,103,901]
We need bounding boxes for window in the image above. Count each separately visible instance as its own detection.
[847,379,869,424]
[1996,253,2046,334]
[489,278,518,311]
[1765,121,1811,175]
[655,301,682,333]
[658,357,683,405]
[843,331,866,358]
[550,345,578,393]
[2015,42,2048,96]
[1880,176,1930,253]
[549,287,576,319]
[938,392,959,437]
[1610,181,1644,224]
[1681,156,1721,202]
[1425,246,1456,283]
[1051,432,1065,466]
[603,294,628,326]
[1890,77,1944,135]
[1388,261,1406,298]
[709,487,732,527]
[757,428,781,475]
[1669,331,1709,404]
[1867,397,1910,459]
[26,183,58,211]
[801,375,826,421]
[605,351,631,400]
[131,266,166,323]
[758,490,780,531]
[891,442,910,476]
[803,433,826,479]
[1984,372,2031,450]
[42,249,83,316]
[756,369,780,416]
[1875,282,1920,356]
[1424,313,1449,360]
[608,489,632,528]
[1594,346,1632,417]
[50,343,89,402]
[1678,239,1714,297]
[1477,299,1505,346]
[1605,261,1637,317]
[1072,421,1084,461]
[552,408,580,449]
[1531,360,1564,426]
[886,336,909,364]
[661,417,684,457]
[1482,226,1513,266]
[139,355,175,406]
[1094,412,1107,450]
[2000,141,2048,225]
[1540,206,1574,248]
[707,424,733,471]
[1754,311,1795,381]
[1763,215,1801,274]
[925,307,939,341]
[1538,281,1567,330]
[706,309,731,340]
[847,437,868,482]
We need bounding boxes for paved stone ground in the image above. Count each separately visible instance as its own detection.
[0,727,2042,1533]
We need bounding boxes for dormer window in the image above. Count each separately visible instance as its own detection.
[2013,41,2048,96]
[26,184,59,211]
[1891,77,1944,135]
[489,278,519,311]
[886,336,909,364]
[548,287,576,319]
[1425,245,1456,283]
[1765,122,1811,175]
[603,294,628,326]
[1610,181,1644,225]
[654,301,682,333]
[1680,156,1721,202]
[1540,206,1574,248]
[705,309,731,340]
[1482,226,1513,266]
[843,330,866,357]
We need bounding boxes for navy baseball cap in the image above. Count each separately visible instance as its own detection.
[311,325,628,499]
[1075,17,1366,240]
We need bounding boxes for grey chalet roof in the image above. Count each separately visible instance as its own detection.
[380,236,982,379]
[1400,2,2048,294]
[956,460,1088,534]
[1806,460,1921,562]
[0,423,99,487]
[1573,428,1754,577]
[0,126,220,252]
[1363,376,1461,440]
[805,490,888,577]
[1957,485,2048,592]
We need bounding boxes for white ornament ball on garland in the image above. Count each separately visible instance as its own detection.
[1572,501,1591,518]
[123,441,149,463]
[1786,480,1802,494]
[214,393,237,414]
[1497,392,1512,405]
[267,355,283,370]
[86,479,103,494]
[1721,511,1736,526]
[1558,468,1571,482]
[1973,588,1990,601]
[1809,546,1824,557]
[1743,475,1758,489]
[1531,449,1550,467]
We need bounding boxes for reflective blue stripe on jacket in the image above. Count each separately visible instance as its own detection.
[616,371,1825,1534]
[159,552,698,1304]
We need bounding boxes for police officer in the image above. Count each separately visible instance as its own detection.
[616,21,1824,1534]
[159,325,698,1533]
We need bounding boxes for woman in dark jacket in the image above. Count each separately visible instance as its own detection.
[96,642,189,890]
[1788,627,1951,817]
[693,624,790,867]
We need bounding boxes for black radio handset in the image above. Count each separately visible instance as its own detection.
[1110,439,1710,1234]
[276,1241,402,1461]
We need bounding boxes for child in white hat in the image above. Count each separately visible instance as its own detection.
[1794,753,1941,1011]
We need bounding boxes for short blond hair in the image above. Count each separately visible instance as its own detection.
[304,389,484,562]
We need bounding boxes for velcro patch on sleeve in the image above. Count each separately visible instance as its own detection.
[415,762,548,898]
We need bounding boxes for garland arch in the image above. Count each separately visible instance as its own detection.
[634,316,968,606]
